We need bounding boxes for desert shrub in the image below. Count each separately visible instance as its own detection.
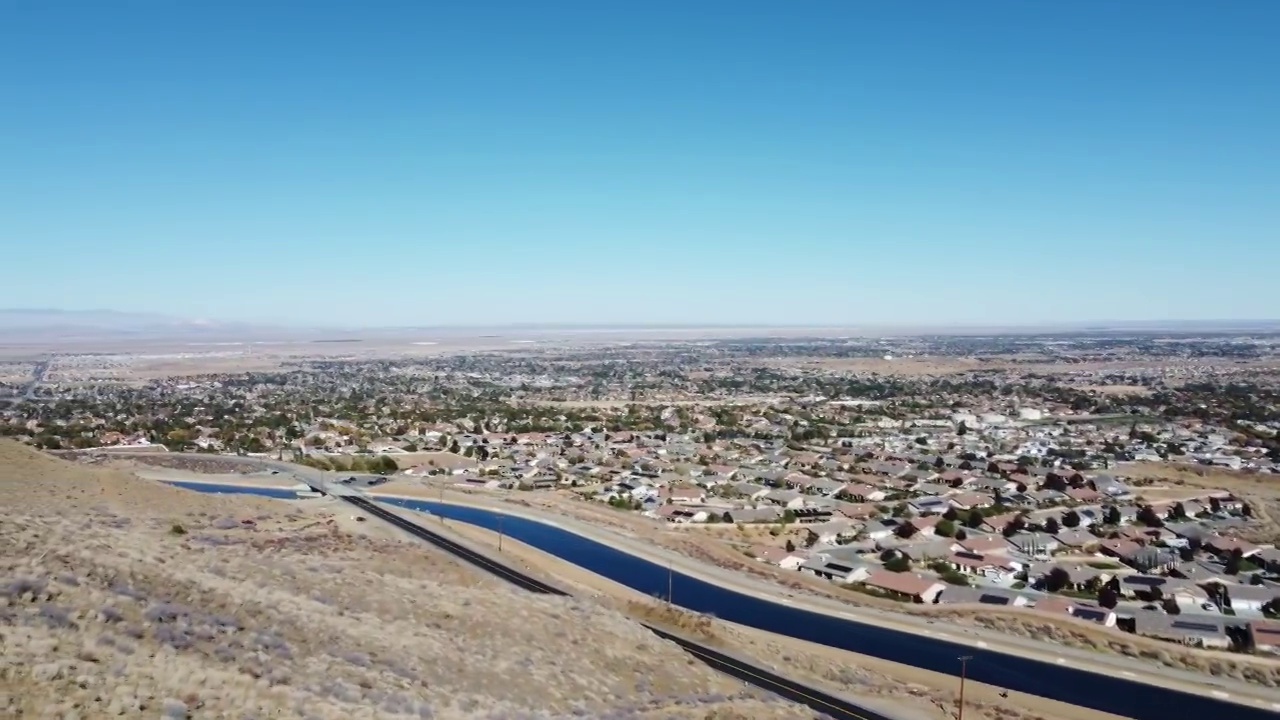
[98,605,125,623]
[153,623,194,650]
[144,602,193,624]
[37,603,75,629]
[339,650,372,668]
[3,576,47,598]
[110,583,147,602]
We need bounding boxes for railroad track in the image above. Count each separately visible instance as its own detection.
[336,493,889,720]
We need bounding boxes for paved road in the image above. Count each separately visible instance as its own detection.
[109,451,1280,713]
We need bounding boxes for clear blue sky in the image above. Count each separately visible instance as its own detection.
[2,2,1277,327]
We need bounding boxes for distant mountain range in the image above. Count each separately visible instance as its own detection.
[0,309,280,341]
[1,308,1277,344]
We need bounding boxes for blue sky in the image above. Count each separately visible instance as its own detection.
[2,2,1277,327]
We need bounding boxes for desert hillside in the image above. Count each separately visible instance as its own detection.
[0,442,805,719]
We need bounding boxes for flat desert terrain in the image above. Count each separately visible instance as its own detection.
[0,441,808,719]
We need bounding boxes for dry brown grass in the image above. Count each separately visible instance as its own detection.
[1119,461,1280,543]
[0,441,811,719]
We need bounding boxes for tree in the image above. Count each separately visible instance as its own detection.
[1225,548,1244,575]
[942,507,959,522]
[1045,567,1071,592]
[449,439,461,454]
[1136,505,1163,528]
[785,539,796,552]
[1170,502,1188,520]
[954,528,968,541]
[1178,545,1196,562]
[895,523,918,539]
[935,519,956,538]
[1097,587,1120,609]
[891,502,909,518]
[884,556,912,573]
[1243,503,1253,518]
[1044,517,1060,535]
[965,509,984,529]
[915,435,929,447]
[957,421,968,436]
[1104,506,1122,525]
[1162,598,1181,615]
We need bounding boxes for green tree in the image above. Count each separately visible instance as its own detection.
[884,556,911,573]
[935,519,956,537]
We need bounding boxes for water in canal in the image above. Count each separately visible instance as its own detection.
[167,482,1278,720]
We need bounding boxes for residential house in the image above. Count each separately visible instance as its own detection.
[1099,538,1143,562]
[721,507,783,524]
[1254,547,1280,574]
[1066,487,1104,504]
[955,534,1012,556]
[1070,602,1119,627]
[656,506,709,524]
[668,485,706,505]
[861,570,946,604]
[1203,582,1280,615]
[949,492,996,511]
[1132,612,1231,649]
[731,482,771,501]
[1249,620,1280,656]
[862,519,901,542]
[762,489,806,509]
[1040,563,1111,592]
[1006,532,1060,557]
[800,557,872,584]
[948,551,1021,583]
[908,496,952,516]
[841,483,887,503]
[937,586,1033,607]
[905,515,943,537]
[981,512,1023,534]
[805,519,858,545]
[1123,546,1179,574]
[1203,536,1262,559]
[751,545,809,571]
[1053,528,1099,551]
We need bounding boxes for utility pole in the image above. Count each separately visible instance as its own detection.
[957,655,973,720]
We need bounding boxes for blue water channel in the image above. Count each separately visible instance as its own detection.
[169,482,1279,720]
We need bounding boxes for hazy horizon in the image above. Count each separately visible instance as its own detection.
[4,3,1278,326]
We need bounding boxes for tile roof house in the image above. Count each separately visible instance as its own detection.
[861,570,946,604]
[955,534,1011,556]
[1203,536,1262,559]
[750,545,809,570]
